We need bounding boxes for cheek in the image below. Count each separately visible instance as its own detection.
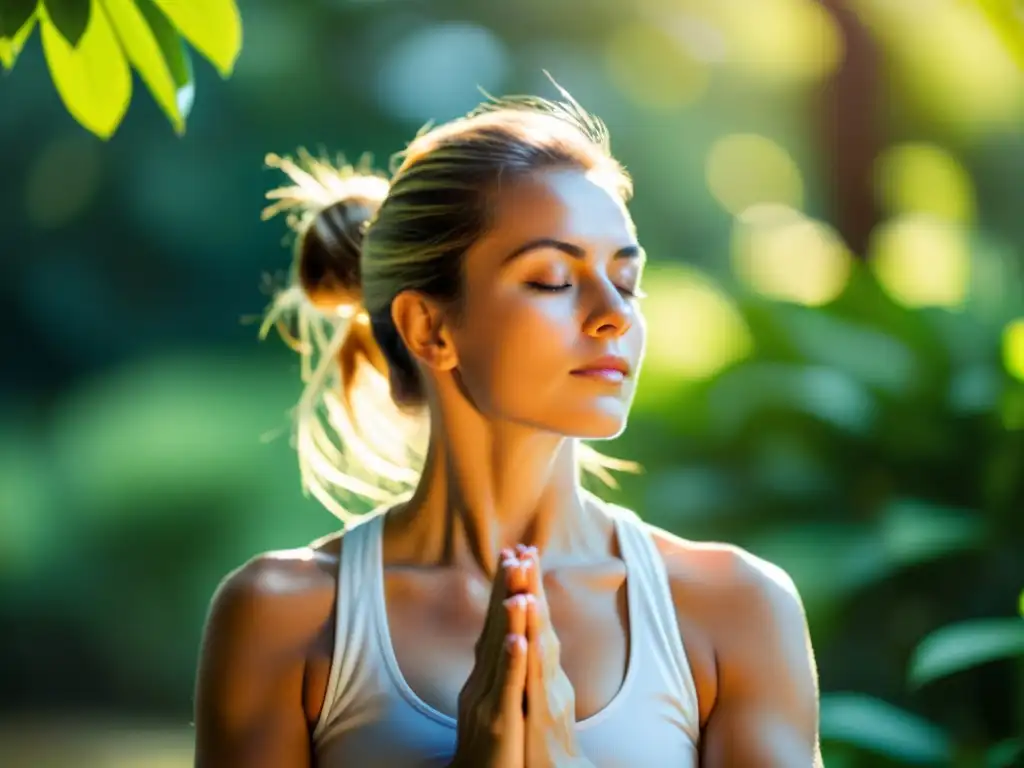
[454,293,576,398]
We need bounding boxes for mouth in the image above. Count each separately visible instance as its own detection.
[570,356,631,384]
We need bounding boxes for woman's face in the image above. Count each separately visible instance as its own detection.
[448,167,646,439]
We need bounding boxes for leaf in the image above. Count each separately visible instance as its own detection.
[987,738,1024,768]
[43,0,91,47]
[879,498,986,567]
[151,0,240,77]
[820,693,952,765]
[0,0,36,37]
[1018,587,1023,618]
[41,1,131,139]
[908,617,1024,688]
[0,7,37,71]
[102,0,194,134]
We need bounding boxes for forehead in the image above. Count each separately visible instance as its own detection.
[484,168,635,249]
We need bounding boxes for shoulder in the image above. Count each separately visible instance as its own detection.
[193,536,346,763]
[646,524,806,637]
[194,534,345,735]
[203,536,342,644]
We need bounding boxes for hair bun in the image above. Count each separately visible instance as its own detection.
[262,150,390,312]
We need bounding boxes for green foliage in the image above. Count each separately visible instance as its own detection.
[820,693,952,765]
[0,0,240,137]
[43,0,91,47]
[0,1,35,68]
[909,618,1024,689]
[0,0,35,37]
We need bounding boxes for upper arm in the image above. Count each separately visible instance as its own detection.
[699,554,821,767]
[193,552,333,768]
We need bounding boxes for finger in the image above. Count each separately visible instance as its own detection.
[521,552,551,634]
[525,594,542,690]
[506,556,531,595]
[498,633,528,717]
[474,554,515,662]
[482,592,528,683]
[504,593,528,638]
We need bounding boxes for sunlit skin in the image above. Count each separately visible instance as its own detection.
[194,169,822,767]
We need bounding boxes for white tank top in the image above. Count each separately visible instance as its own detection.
[312,505,701,767]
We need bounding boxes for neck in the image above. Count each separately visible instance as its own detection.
[399,412,597,577]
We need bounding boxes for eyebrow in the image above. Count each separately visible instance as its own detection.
[502,238,645,264]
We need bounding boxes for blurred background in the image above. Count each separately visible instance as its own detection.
[2,0,1023,765]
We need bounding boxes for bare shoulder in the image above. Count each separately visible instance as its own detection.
[194,533,345,765]
[202,534,343,645]
[646,524,806,632]
[642,523,816,731]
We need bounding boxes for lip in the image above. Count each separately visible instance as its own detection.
[571,355,632,382]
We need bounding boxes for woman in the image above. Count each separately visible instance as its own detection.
[193,89,822,767]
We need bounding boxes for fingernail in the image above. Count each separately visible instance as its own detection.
[506,634,525,654]
[504,594,527,609]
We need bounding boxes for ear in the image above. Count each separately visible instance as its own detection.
[390,291,459,372]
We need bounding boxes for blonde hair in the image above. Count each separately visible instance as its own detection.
[261,88,639,524]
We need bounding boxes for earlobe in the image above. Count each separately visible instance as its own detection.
[391,291,459,373]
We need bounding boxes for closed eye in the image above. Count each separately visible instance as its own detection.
[526,281,572,292]
[527,281,645,299]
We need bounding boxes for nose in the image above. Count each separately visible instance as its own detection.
[582,280,632,339]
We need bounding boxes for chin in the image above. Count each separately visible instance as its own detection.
[554,404,631,440]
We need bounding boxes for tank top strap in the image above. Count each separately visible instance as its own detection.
[312,510,389,743]
[610,504,701,743]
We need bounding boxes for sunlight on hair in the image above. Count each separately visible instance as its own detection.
[259,93,641,522]
[874,143,975,224]
[260,151,425,523]
[1003,318,1024,382]
[706,134,804,216]
[642,266,752,381]
[261,149,390,227]
[869,214,970,309]
[732,204,851,306]
[605,21,710,109]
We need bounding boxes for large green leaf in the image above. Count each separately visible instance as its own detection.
[151,0,240,77]
[0,6,36,71]
[40,0,131,139]
[43,0,91,46]
[0,0,36,37]
[908,617,1024,688]
[103,0,194,134]
[820,693,951,765]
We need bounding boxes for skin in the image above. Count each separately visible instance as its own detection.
[194,167,821,766]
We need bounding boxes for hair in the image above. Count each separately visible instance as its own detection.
[260,84,640,523]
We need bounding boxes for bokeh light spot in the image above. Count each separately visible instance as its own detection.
[606,22,709,110]
[1003,318,1024,381]
[712,0,844,86]
[732,204,852,306]
[875,143,975,224]
[642,266,752,381]
[706,133,804,216]
[855,0,1024,135]
[869,215,970,308]
[377,23,509,123]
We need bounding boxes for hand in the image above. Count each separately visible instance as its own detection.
[449,552,533,768]
[515,547,592,768]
